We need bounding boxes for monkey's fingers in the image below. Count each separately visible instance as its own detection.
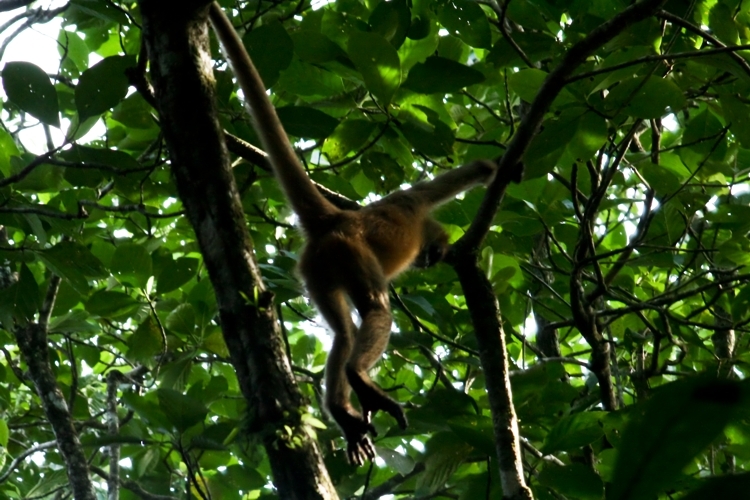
[347,435,376,466]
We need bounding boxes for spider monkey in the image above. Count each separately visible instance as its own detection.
[209,3,498,465]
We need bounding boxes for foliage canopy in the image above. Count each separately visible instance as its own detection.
[2,0,750,499]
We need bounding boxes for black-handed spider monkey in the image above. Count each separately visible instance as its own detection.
[209,3,497,465]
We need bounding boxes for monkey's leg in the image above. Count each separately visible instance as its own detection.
[309,286,376,465]
[345,269,408,430]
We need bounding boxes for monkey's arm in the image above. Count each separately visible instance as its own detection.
[208,4,338,224]
[397,160,497,207]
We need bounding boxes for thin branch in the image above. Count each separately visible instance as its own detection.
[78,200,184,219]
[0,0,34,11]
[567,44,750,83]
[658,10,750,80]
[91,465,179,500]
[0,440,56,483]
[457,0,669,253]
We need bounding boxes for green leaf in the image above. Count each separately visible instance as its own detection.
[38,241,106,294]
[121,391,172,432]
[604,76,686,119]
[75,55,135,119]
[276,106,339,139]
[322,119,377,160]
[244,21,294,88]
[85,290,140,318]
[2,61,60,127]
[348,30,401,105]
[541,411,606,454]
[438,0,491,49]
[57,30,90,72]
[0,418,8,448]
[0,128,20,177]
[682,473,750,500]
[682,109,724,153]
[127,316,164,364]
[13,265,40,323]
[567,111,608,162]
[157,388,208,432]
[156,257,199,295]
[291,30,346,64]
[731,285,750,322]
[508,68,548,103]
[402,56,484,94]
[709,3,739,46]
[360,151,403,191]
[276,59,345,96]
[523,113,578,178]
[375,446,415,475]
[610,377,746,500]
[49,310,98,335]
[448,415,495,456]
[369,0,410,49]
[408,388,475,425]
[203,329,229,358]
[538,463,604,500]
[508,68,576,106]
[720,95,750,148]
[166,303,196,338]
[71,0,129,24]
[416,432,473,496]
[399,18,439,71]
[398,107,454,156]
[60,144,139,187]
[111,242,152,288]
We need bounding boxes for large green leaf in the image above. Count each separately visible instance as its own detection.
[610,377,747,500]
[438,0,491,49]
[682,473,750,500]
[604,75,686,119]
[157,388,208,432]
[2,61,60,127]
[244,21,294,88]
[156,257,199,295]
[276,106,339,139]
[369,0,410,49]
[291,30,346,64]
[322,119,377,161]
[538,463,604,500]
[347,30,401,105]
[541,411,606,454]
[85,290,140,318]
[416,432,473,496]
[402,56,484,94]
[75,55,135,119]
[38,241,107,294]
[166,303,196,338]
[111,242,152,288]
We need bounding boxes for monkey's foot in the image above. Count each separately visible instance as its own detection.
[328,404,376,466]
[346,366,408,430]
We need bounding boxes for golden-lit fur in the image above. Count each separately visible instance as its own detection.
[209,3,496,465]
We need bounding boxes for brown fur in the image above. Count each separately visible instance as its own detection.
[209,3,495,465]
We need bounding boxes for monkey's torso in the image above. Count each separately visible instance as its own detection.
[298,202,433,287]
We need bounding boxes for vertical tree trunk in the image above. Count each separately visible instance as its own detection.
[138,1,338,497]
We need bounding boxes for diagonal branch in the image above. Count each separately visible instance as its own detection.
[456,0,669,254]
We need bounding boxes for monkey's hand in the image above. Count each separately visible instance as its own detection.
[346,366,408,430]
[329,404,377,466]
